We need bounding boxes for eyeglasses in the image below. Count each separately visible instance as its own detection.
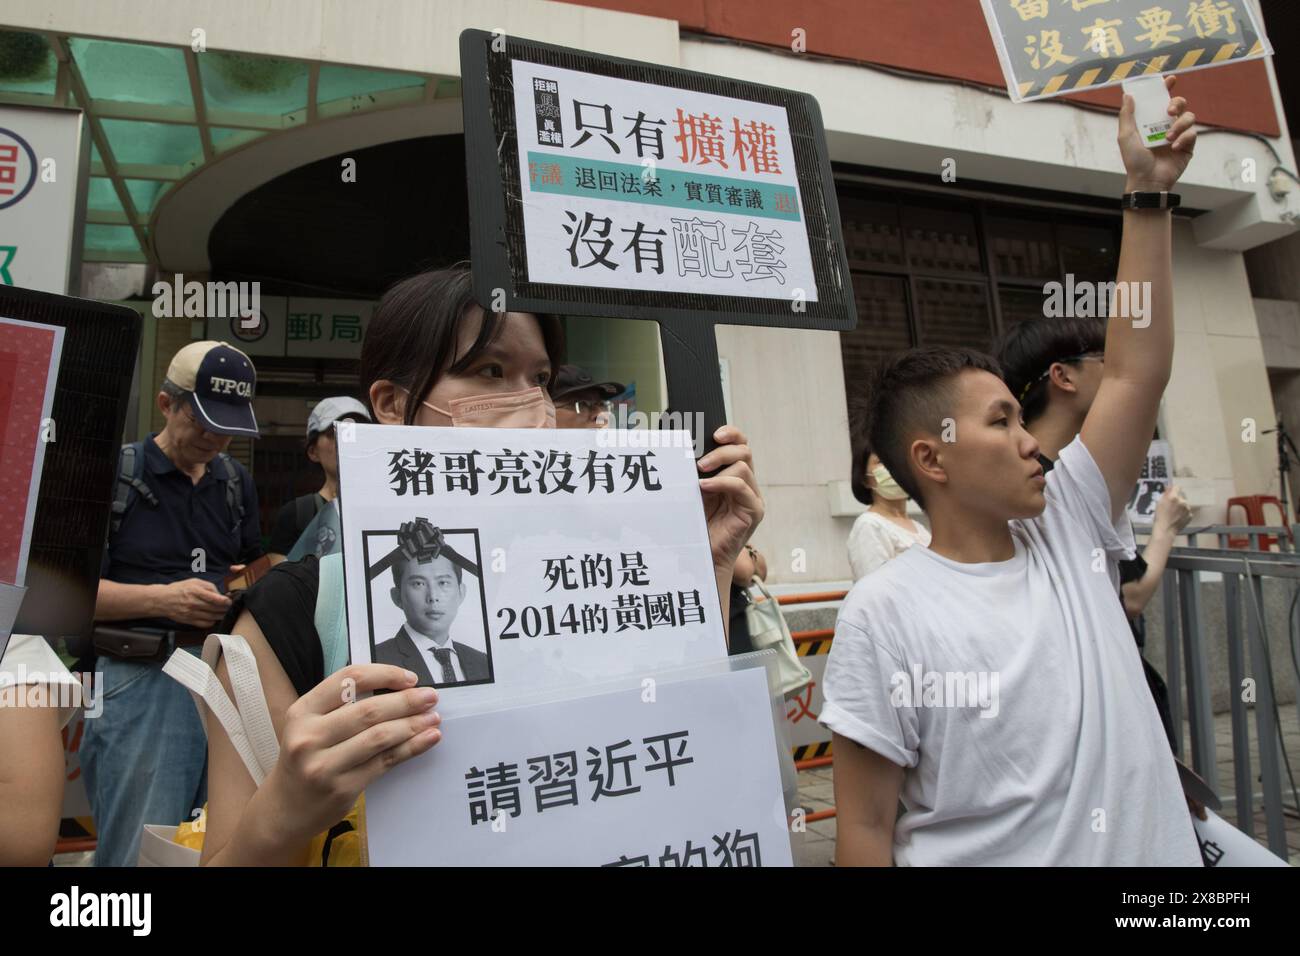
[1018,352,1104,402]
[571,400,613,416]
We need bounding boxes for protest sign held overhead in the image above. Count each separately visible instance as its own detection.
[981,0,1273,103]
[460,29,856,448]
[338,425,726,708]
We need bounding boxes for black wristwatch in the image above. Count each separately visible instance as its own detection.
[1121,191,1180,210]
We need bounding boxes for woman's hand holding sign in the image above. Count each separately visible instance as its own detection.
[697,425,764,647]
[698,425,765,574]
[266,665,442,838]
[203,618,443,866]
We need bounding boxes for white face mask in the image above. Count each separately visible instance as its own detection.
[419,385,556,429]
[871,464,909,501]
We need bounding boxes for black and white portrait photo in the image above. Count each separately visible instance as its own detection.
[363,519,493,689]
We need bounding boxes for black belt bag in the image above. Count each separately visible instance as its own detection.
[92,627,207,661]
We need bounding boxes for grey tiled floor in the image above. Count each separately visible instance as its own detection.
[793,705,1300,867]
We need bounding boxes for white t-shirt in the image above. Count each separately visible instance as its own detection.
[821,437,1200,866]
[847,510,932,581]
[0,634,82,729]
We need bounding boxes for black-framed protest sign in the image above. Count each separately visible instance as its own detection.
[460,29,856,447]
[981,0,1272,103]
[0,286,141,652]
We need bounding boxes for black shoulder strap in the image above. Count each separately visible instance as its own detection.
[111,442,158,535]
[214,453,246,534]
[295,493,315,531]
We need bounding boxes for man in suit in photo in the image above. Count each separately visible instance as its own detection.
[374,550,490,687]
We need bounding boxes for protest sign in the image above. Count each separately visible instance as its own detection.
[1193,809,1291,867]
[1126,438,1173,526]
[0,316,62,654]
[365,662,793,866]
[338,424,725,708]
[460,29,856,449]
[981,0,1272,103]
[0,286,140,651]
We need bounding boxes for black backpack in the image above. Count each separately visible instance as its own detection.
[110,441,245,536]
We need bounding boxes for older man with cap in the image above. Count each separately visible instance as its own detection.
[268,396,372,563]
[549,364,625,429]
[82,340,263,866]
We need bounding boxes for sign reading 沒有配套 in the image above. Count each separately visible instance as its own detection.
[512,60,816,301]
[462,31,856,447]
[981,0,1272,103]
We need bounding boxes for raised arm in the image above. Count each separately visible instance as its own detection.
[1080,76,1196,521]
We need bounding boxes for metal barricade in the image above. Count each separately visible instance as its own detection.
[1157,524,1298,860]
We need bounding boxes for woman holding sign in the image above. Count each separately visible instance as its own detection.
[193,264,764,865]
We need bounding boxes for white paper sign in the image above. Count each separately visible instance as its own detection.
[1126,438,1172,526]
[1193,809,1291,867]
[366,664,793,866]
[512,60,817,301]
[338,426,724,711]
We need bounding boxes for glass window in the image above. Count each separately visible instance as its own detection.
[839,197,903,268]
[987,214,1056,280]
[68,38,192,108]
[0,30,57,95]
[83,224,141,255]
[199,52,309,117]
[124,179,170,215]
[99,119,202,166]
[998,287,1048,328]
[86,177,123,214]
[316,65,424,104]
[914,278,993,349]
[211,127,267,152]
[839,274,911,380]
[1058,221,1119,281]
[903,204,980,273]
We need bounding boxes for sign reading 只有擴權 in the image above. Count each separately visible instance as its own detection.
[981,0,1272,103]
[462,30,856,453]
[511,60,816,302]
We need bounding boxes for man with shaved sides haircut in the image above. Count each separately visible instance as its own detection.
[823,78,1203,866]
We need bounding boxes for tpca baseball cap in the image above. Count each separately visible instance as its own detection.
[307,396,371,439]
[166,340,259,437]
[549,365,625,401]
